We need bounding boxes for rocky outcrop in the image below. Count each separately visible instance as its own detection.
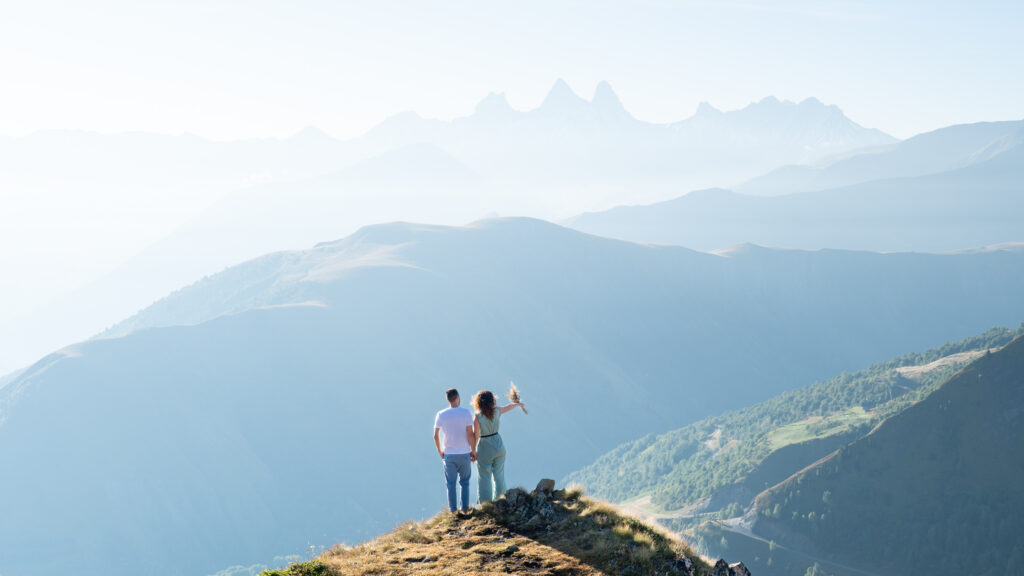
[489,480,750,576]
[264,478,751,576]
[534,478,556,495]
[711,558,752,576]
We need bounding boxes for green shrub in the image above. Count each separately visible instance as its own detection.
[259,560,329,576]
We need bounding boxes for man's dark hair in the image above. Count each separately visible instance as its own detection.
[446,388,459,403]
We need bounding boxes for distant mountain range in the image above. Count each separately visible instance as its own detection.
[739,119,1024,195]
[567,120,1024,253]
[3,218,1024,576]
[0,82,896,375]
[356,81,895,188]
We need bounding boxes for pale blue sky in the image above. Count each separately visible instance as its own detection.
[1,0,1021,140]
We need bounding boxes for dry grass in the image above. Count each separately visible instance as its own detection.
[563,484,585,501]
[262,489,711,576]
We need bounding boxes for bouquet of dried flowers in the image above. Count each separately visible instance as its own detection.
[508,381,527,414]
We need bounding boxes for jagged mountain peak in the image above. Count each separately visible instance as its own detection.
[798,96,846,117]
[537,78,588,113]
[474,91,514,117]
[740,95,848,118]
[695,101,723,116]
[591,80,628,115]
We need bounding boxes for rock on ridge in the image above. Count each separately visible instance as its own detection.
[712,558,753,576]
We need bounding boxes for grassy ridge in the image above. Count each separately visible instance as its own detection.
[261,487,717,576]
[565,324,1024,512]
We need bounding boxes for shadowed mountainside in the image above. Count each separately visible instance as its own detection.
[563,325,1024,576]
[748,335,1024,576]
[564,325,1023,513]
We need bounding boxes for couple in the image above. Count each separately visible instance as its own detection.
[432,387,527,513]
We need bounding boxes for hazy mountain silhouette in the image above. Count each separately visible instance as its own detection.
[0,83,893,376]
[739,119,1024,195]
[672,96,894,168]
[3,218,1024,576]
[567,131,1024,252]
[0,144,487,378]
[358,80,895,186]
[0,127,362,373]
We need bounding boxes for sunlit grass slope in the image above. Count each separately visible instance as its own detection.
[260,486,733,576]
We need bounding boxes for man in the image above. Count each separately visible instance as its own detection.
[433,388,476,514]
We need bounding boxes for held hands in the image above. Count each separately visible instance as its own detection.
[439,450,445,459]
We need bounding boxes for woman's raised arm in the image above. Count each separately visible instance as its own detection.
[499,403,527,415]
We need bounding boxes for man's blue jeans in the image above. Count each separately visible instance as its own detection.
[442,453,472,512]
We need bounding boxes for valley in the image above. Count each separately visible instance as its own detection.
[567,327,1024,576]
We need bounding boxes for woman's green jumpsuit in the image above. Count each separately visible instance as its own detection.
[475,409,507,502]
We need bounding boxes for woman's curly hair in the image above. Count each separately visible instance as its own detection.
[473,390,496,420]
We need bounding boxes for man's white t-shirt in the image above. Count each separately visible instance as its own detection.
[434,406,474,455]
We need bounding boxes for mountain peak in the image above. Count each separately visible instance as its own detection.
[591,80,628,115]
[263,483,735,576]
[537,78,588,114]
[474,91,514,117]
[695,101,722,116]
[798,96,845,116]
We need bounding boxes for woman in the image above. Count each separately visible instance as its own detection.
[471,389,527,503]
